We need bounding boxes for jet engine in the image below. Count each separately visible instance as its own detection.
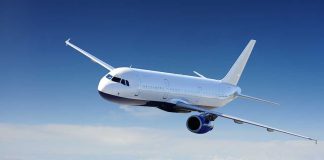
[186,114,216,134]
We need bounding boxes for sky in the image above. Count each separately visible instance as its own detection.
[0,0,324,159]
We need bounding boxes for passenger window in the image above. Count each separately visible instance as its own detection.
[126,80,129,86]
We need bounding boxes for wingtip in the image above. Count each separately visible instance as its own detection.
[65,38,71,45]
[314,139,318,144]
[308,138,318,144]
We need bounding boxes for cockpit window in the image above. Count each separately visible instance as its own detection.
[121,79,126,85]
[111,77,121,83]
[106,74,130,86]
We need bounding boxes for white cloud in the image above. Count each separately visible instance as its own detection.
[0,123,322,160]
[119,105,167,117]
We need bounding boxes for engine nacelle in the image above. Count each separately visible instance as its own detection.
[186,114,214,134]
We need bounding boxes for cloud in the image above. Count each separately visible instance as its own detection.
[119,105,167,117]
[0,123,322,160]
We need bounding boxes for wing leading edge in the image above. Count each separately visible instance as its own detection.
[65,39,115,71]
[175,102,317,143]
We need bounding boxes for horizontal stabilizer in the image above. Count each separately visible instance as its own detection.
[237,94,279,106]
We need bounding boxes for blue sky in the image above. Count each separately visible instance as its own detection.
[0,0,323,159]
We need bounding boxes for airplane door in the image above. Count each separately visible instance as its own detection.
[134,72,141,97]
[163,79,169,100]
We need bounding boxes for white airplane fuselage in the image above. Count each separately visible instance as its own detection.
[66,39,317,142]
[98,67,240,112]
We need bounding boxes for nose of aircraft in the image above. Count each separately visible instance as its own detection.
[98,76,110,92]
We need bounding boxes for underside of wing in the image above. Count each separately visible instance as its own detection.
[174,101,317,143]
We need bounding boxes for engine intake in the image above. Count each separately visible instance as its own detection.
[186,114,214,134]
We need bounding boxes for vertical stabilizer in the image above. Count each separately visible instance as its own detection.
[222,40,256,85]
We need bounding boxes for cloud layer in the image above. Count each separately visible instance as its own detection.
[0,123,322,160]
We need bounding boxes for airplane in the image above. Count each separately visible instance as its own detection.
[65,39,317,143]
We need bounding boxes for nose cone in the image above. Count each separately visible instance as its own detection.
[98,76,119,95]
[98,76,109,92]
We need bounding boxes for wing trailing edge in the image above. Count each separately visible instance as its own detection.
[174,101,317,143]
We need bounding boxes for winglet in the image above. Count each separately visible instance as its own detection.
[308,138,318,144]
[65,38,71,46]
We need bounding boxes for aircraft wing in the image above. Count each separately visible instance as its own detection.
[175,101,317,143]
[65,39,115,71]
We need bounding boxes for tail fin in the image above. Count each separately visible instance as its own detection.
[222,40,256,85]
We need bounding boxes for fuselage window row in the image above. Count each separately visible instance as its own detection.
[106,74,130,86]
